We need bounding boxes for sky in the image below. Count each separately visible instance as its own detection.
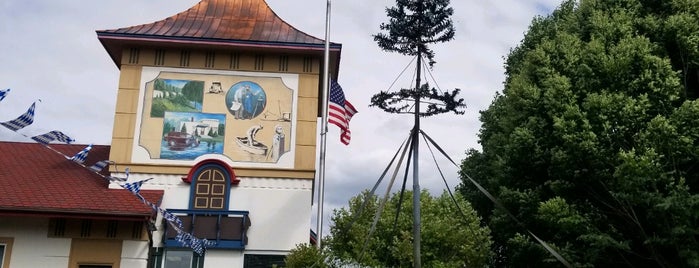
[0,0,563,236]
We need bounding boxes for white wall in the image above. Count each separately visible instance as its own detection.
[138,174,313,253]
[0,217,152,268]
[121,240,150,268]
[0,217,70,268]
[202,249,244,268]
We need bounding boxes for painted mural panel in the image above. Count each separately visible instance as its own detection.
[134,67,298,168]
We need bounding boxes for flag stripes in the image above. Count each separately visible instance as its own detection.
[328,80,357,145]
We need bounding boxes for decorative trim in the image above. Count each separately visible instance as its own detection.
[182,159,240,185]
[278,55,289,72]
[128,48,140,64]
[180,50,191,67]
[205,51,216,68]
[254,54,265,70]
[230,52,240,69]
[112,174,312,190]
[302,56,314,73]
[154,49,165,66]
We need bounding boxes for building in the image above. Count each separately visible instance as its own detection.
[0,0,342,267]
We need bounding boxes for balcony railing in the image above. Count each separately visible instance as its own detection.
[163,209,251,250]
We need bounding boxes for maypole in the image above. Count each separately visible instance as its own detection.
[411,46,422,267]
[370,0,464,266]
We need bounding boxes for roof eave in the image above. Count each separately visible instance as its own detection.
[96,32,343,71]
[0,208,152,221]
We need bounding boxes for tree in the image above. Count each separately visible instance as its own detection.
[458,0,699,267]
[181,80,204,103]
[325,190,492,267]
[285,243,331,268]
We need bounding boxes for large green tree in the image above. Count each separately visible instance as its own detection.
[459,0,699,267]
[325,190,492,267]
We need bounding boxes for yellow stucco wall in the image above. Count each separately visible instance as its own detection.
[109,48,321,179]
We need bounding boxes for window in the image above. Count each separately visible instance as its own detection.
[163,250,203,268]
[0,244,4,268]
[0,237,13,268]
[243,254,286,268]
[191,164,231,210]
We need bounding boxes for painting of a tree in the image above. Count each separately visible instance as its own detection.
[150,79,204,117]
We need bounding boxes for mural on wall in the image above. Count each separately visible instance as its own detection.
[160,111,226,160]
[135,69,296,168]
[151,79,204,117]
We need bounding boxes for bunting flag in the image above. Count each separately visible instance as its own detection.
[143,198,184,230]
[89,160,110,173]
[160,208,184,230]
[174,231,215,255]
[106,167,129,181]
[31,130,75,144]
[141,198,206,253]
[69,144,92,164]
[328,80,357,145]
[0,88,9,102]
[1,102,37,131]
[120,178,154,196]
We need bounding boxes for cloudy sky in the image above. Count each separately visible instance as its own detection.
[0,0,562,235]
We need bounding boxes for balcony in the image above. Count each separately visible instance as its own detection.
[163,209,251,250]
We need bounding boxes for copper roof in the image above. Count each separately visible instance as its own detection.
[97,0,342,68]
[0,142,163,220]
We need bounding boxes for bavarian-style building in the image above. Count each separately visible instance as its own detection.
[0,0,342,267]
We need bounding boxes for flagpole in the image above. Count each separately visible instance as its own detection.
[316,0,332,249]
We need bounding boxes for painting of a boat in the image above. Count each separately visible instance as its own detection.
[236,125,268,155]
[235,137,268,155]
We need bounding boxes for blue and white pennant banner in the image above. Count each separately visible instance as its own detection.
[0,89,9,102]
[31,130,75,144]
[69,144,93,164]
[1,101,38,131]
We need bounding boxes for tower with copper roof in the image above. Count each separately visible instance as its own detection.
[96,0,341,266]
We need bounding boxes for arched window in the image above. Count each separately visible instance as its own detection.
[188,161,236,210]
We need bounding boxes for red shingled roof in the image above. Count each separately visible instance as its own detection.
[96,0,342,68]
[0,142,163,221]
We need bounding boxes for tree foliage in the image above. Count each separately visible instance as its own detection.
[459,0,699,267]
[325,190,492,267]
[371,0,465,116]
[373,0,455,67]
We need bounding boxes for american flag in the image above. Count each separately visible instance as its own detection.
[328,80,357,145]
